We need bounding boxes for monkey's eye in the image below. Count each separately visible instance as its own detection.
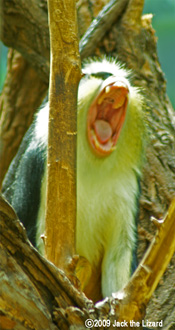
[90,72,113,80]
[87,80,129,157]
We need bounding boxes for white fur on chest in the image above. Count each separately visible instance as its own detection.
[76,164,138,265]
[36,157,138,259]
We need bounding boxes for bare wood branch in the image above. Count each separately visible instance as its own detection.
[77,0,110,37]
[1,0,50,83]
[45,0,81,269]
[1,0,131,80]
[113,199,175,321]
[123,0,144,24]
[79,0,129,58]
[0,196,94,329]
[1,0,175,327]
[1,195,175,328]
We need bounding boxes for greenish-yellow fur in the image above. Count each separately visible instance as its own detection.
[76,58,146,297]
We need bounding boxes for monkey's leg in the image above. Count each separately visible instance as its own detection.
[101,239,135,297]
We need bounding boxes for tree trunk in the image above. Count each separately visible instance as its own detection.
[0,49,48,187]
[45,0,81,270]
[0,0,175,328]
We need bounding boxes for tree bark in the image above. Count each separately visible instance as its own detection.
[1,195,175,329]
[1,0,50,83]
[45,0,81,270]
[0,196,93,330]
[0,0,110,186]
[0,0,175,328]
[0,49,48,187]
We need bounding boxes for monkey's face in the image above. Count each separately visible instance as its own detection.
[87,76,129,156]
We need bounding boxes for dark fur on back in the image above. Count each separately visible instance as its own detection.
[2,120,46,245]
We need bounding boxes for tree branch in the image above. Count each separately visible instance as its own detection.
[1,0,175,326]
[0,196,93,329]
[0,49,48,187]
[1,0,131,80]
[123,0,144,24]
[1,0,50,83]
[1,196,175,328]
[79,0,129,58]
[112,199,175,321]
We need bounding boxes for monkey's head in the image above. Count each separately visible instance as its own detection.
[87,76,129,157]
[78,57,146,168]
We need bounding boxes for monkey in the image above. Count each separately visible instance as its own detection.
[2,57,146,302]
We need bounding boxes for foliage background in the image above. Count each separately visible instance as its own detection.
[143,0,175,108]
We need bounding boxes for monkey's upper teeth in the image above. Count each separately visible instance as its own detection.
[97,86,112,104]
[105,86,111,94]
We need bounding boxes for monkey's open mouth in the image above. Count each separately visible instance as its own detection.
[87,80,129,156]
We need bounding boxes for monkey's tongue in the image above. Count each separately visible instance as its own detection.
[94,119,112,144]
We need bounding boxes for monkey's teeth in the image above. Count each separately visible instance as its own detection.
[105,86,111,94]
[91,129,115,153]
[97,87,111,104]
